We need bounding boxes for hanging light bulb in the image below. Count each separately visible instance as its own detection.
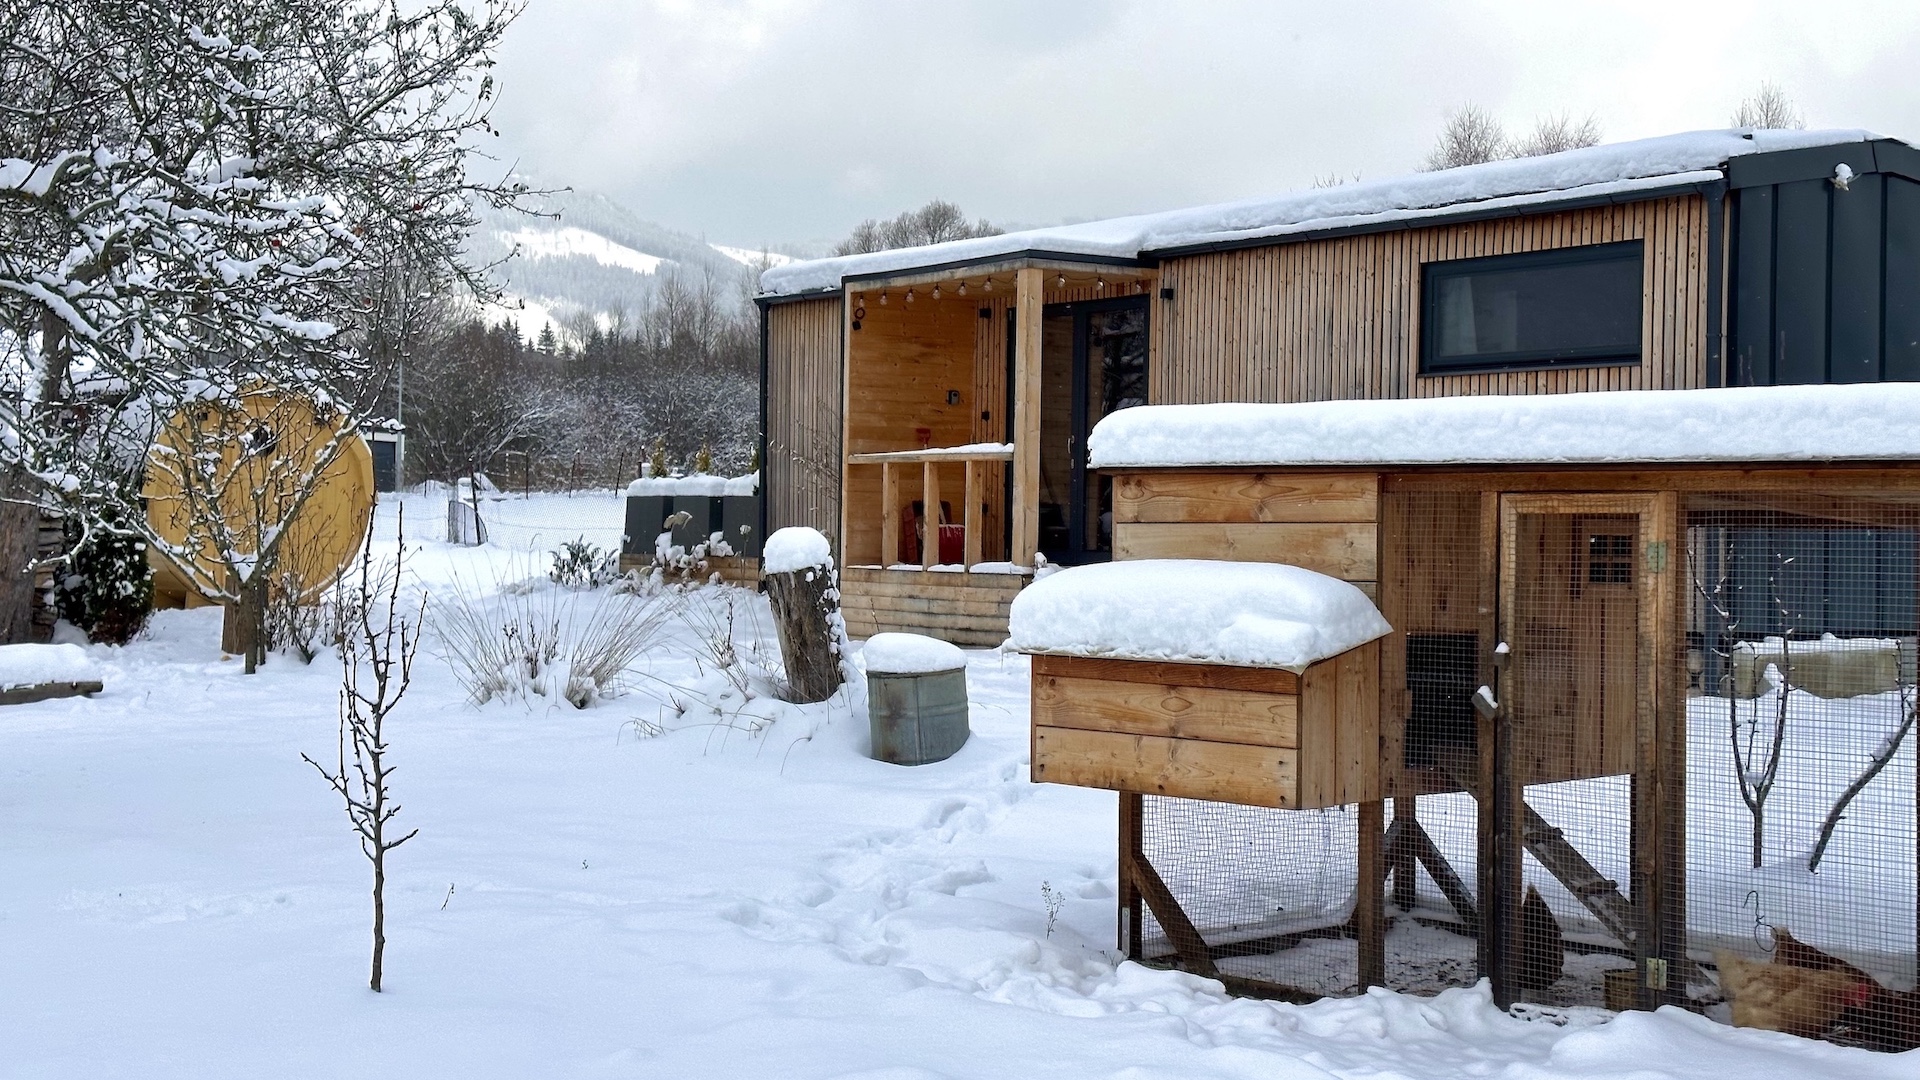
[905,288,915,304]
[931,284,941,300]
[1095,278,1106,292]
[983,277,993,293]
[1056,273,1066,288]
[956,281,967,297]
[880,290,888,306]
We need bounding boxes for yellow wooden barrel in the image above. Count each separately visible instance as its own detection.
[143,390,375,607]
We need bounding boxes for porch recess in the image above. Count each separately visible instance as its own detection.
[836,261,1157,643]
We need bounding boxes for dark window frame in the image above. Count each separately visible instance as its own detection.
[1419,240,1646,376]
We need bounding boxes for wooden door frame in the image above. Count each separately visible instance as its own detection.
[1490,490,1685,1009]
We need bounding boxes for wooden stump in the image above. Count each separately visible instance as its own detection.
[765,559,845,704]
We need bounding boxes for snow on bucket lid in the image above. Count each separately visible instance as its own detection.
[1008,560,1391,674]
[863,633,967,675]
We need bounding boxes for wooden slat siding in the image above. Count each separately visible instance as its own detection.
[1032,674,1301,748]
[1111,472,1378,524]
[1112,521,1377,579]
[838,566,1026,645]
[1032,653,1299,693]
[765,298,844,547]
[1034,726,1301,807]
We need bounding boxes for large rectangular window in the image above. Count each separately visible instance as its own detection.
[1420,240,1644,374]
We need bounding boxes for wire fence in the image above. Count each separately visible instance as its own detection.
[1133,484,1919,1050]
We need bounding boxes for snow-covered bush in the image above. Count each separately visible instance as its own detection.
[54,507,153,646]
[549,538,619,589]
[434,573,680,709]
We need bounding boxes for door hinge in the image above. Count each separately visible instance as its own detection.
[1644,540,1669,574]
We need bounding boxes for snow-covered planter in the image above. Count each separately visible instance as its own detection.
[622,472,761,568]
[1012,559,1390,809]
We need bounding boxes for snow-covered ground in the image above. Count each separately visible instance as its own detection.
[2,492,1913,1078]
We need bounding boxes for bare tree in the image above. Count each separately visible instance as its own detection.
[1514,113,1603,157]
[1423,104,1509,170]
[303,517,423,992]
[1732,82,1806,130]
[833,200,1002,256]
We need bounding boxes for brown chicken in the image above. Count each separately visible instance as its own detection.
[1770,928,1920,1051]
[1716,949,1875,1040]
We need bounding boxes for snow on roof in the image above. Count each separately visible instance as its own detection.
[761,129,1884,297]
[1008,560,1391,674]
[1088,383,1920,470]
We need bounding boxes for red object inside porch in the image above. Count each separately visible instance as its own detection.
[898,501,964,565]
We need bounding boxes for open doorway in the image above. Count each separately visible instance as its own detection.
[1031,295,1149,565]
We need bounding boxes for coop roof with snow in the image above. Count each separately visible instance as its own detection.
[760,129,1910,297]
[1008,560,1391,674]
[1086,383,1920,470]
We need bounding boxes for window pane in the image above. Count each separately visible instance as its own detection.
[1424,242,1643,372]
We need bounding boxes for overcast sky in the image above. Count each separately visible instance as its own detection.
[484,0,1920,252]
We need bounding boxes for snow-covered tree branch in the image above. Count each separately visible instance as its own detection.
[0,0,533,656]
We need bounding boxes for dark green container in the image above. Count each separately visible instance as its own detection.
[867,666,970,765]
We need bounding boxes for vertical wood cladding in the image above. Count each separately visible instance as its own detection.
[1148,196,1711,404]
[764,297,843,546]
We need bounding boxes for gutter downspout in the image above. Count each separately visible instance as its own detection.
[1704,178,1728,387]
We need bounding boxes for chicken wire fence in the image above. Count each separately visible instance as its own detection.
[1126,485,1918,1051]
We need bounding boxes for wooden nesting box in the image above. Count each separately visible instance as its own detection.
[1029,642,1381,809]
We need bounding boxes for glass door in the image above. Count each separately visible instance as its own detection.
[1037,295,1148,565]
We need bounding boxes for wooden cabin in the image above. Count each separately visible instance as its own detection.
[756,129,1920,646]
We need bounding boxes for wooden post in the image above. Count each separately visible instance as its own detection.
[1358,799,1386,988]
[880,463,899,567]
[1011,268,1044,568]
[764,544,846,705]
[1119,791,1144,959]
[963,460,982,569]
[1390,795,1418,910]
[922,461,940,569]
[1475,490,1505,998]
[1638,489,1686,1008]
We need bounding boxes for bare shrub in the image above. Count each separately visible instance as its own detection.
[434,569,681,709]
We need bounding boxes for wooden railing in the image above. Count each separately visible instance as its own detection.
[844,444,1013,569]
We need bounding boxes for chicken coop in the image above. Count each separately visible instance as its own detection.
[1016,387,1920,1050]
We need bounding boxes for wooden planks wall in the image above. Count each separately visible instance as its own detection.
[765,298,845,548]
[1111,471,1382,596]
[1148,196,1710,405]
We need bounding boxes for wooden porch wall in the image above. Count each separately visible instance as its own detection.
[1148,195,1709,404]
[765,297,844,547]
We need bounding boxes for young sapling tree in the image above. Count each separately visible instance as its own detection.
[303,515,424,991]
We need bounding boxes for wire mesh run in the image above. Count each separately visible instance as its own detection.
[1119,482,1918,1050]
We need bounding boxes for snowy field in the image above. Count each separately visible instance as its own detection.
[2,492,1915,1078]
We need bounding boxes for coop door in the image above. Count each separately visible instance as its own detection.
[1495,493,1669,1004]
[1502,503,1650,785]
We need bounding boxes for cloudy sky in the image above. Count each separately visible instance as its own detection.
[484,0,1920,252]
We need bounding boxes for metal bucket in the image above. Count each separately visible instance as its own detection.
[867,667,970,765]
